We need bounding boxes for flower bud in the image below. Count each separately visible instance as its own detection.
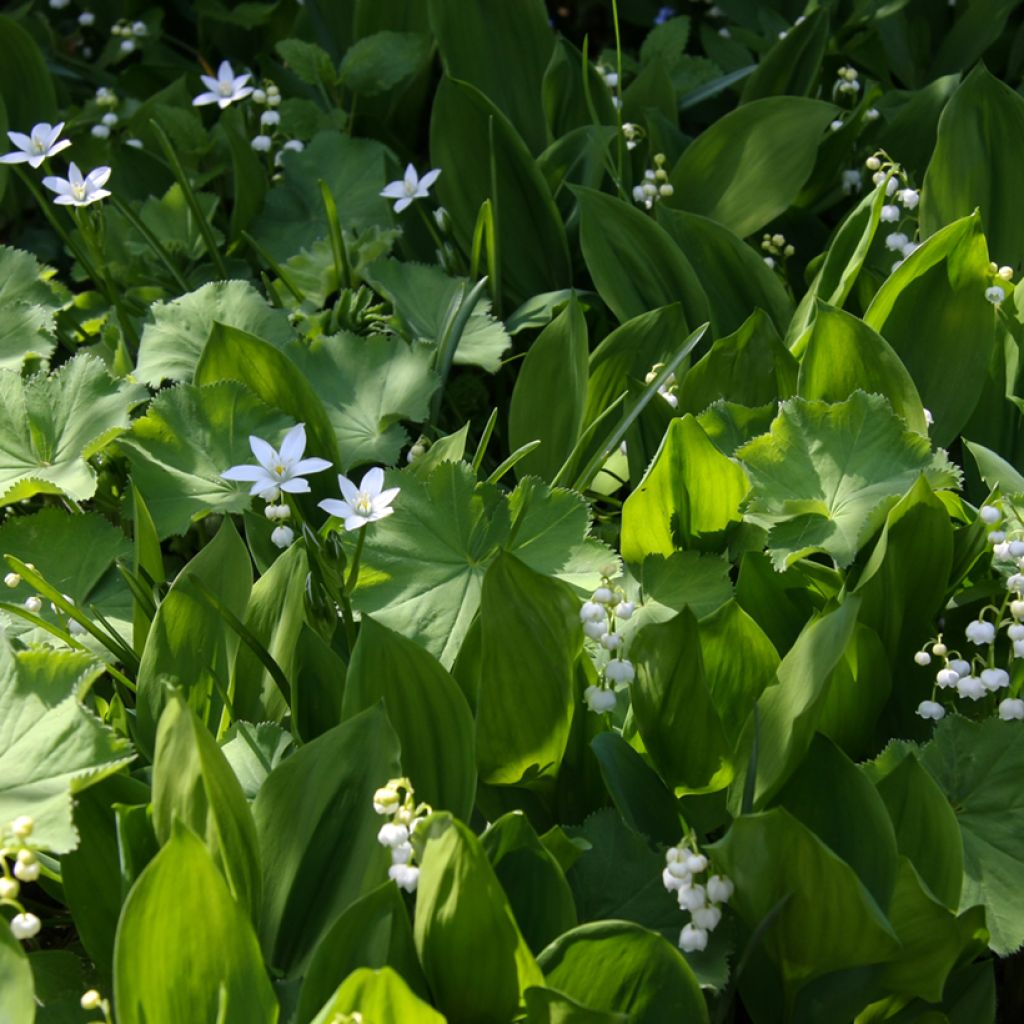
[376,822,409,848]
[600,632,622,651]
[0,876,19,900]
[679,923,708,952]
[913,651,931,666]
[707,875,734,903]
[678,883,707,911]
[865,156,881,171]
[388,863,419,892]
[1009,624,1024,641]
[251,135,273,153]
[1011,542,1024,559]
[692,904,722,931]
[662,865,689,891]
[615,601,635,620]
[583,619,607,640]
[81,990,103,1011]
[916,699,945,720]
[935,668,960,689]
[23,596,41,614]
[931,642,947,656]
[10,913,40,941]
[980,504,1002,524]
[989,530,1007,545]
[605,658,635,685]
[999,266,1014,281]
[3,572,19,588]
[998,698,1024,721]
[580,601,605,623]
[11,816,33,839]
[592,587,614,604]
[1013,600,1024,620]
[372,786,400,816]
[584,685,616,714]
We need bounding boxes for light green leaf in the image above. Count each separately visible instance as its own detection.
[0,354,145,506]
[0,640,132,853]
[113,825,278,1024]
[365,258,511,372]
[276,37,336,87]
[136,280,292,387]
[220,722,294,800]
[738,392,961,569]
[121,382,294,538]
[310,967,444,1024]
[0,921,33,1024]
[0,245,63,370]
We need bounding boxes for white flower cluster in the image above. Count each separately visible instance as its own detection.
[631,153,673,210]
[833,65,860,97]
[1,816,43,942]
[662,841,733,952]
[915,501,1024,722]
[864,155,921,271]
[580,579,636,714]
[373,777,431,893]
[5,568,87,637]
[111,17,148,56]
[622,122,644,152]
[645,362,679,409]
[245,82,307,169]
[984,262,1014,306]
[760,232,793,270]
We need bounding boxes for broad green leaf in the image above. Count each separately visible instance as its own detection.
[574,187,708,327]
[875,754,963,910]
[121,382,293,538]
[537,921,709,1024]
[641,551,734,622]
[965,438,1024,494]
[428,0,554,153]
[863,213,995,446]
[920,715,1024,954]
[738,392,961,569]
[0,640,131,853]
[640,14,691,66]
[338,31,433,96]
[194,322,340,470]
[430,76,570,306]
[0,902,34,1023]
[621,415,749,563]
[113,825,278,1024]
[656,208,793,335]
[740,9,829,102]
[135,280,292,386]
[152,691,261,915]
[285,332,437,472]
[674,310,794,424]
[0,16,56,132]
[0,245,62,369]
[509,298,588,481]
[310,967,444,1024]
[0,354,144,506]
[482,811,577,953]
[364,259,511,372]
[297,884,428,1024]
[276,37,336,87]
[415,816,544,1022]
[136,519,252,757]
[666,97,837,238]
[343,616,476,820]
[930,0,1020,76]
[874,74,960,175]
[253,705,401,973]
[631,607,732,794]
[524,987,628,1023]
[921,67,1024,267]
[220,722,294,800]
[711,809,899,992]
[796,303,927,434]
[475,552,581,785]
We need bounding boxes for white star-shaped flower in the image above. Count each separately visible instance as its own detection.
[41,162,111,206]
[221,423,331,501]
[193,60,254,109]
[380,163,441,213]
[0,122,72,169]
[318,467,399,531]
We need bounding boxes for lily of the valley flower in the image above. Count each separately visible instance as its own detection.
[0,122,72,168]
[319,467,399,531]
[41,162,111,207]
[192,60,254,109]
[380,164,441,213]
[221,423,331,501]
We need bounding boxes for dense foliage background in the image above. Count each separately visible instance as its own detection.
[2,0,1024,1021]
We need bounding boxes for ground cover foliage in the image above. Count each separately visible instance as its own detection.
[2,0,1024,1020]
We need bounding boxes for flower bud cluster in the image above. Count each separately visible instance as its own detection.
[1,816,43,943]
[373,777,431,894]
[631,154,673,211]
[760,232,794,271]
[580,578,636,714]
[984,263,1014,306]
[662,840,733,953]
[645,362,679,409]
[111,18,148,57]
[862,156,921,272]
[834,65,861,97]
[622,122,644,152]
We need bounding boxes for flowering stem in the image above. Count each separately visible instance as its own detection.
[111,195,190,291]
[319,179,353,290]
[416,200,447,260]
[610,0,625,181]
[345,527,366,596]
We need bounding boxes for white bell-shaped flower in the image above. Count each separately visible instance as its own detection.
[679,923,708,952]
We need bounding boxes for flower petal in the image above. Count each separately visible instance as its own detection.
[217,60,234,82]
[344,514,370,532]
[418,168,441,192]
[248,435,277,469]
[393,196,413,213]
[318,498,353,518]
[192,92,219,107]
[199,74,220,92]
[337,474,360,505]
[290,457,332,476]
[0,152,31,164]
[220,464,266,482]
[360,466,385,498]
[53,195,78,205]
[7,131,32,150]
[278,422,307,464]
[373,486,400,510]
[279,478,311,493]
[86,166,112,189]
[403,163,418,188]
[368,505,394,523]
[379,180,407,199]
[67,162,83,186]
[41,175,71,195]
[48,139,71,157]
[46,122,65,148]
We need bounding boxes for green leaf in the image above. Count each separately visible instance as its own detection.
[309,967,444,1024]
[641,551,734,622]
[0,245,62,369]
[296,884,428,1024]
[524,987,628,1023]
[666,97,837,238]
[0,908,34,1023]
[537,921,709,1024]
[285,332,438,471]
[920,715,1024,954]
[415,815,544,1022]
[796,303,927,434]
[574,187,708,326]
[276,37,336,86]
[711,809,900,992]
[509,298,588,482]
[364,259,511,373]
[428,0,554,153]
[740,9,829,102]
[253,704,401,973]
[343,616,476,820]
[475,552,581,785]
[429,76,571,306]
[0,354,144,506]
[121,382,294,538]
[738,392,961,570]
[863,213,995,446]
[152,691,261,915]
[135,281,292,387]
[621,415,749,563]
[220,722,294,800]
[0,640,132,853]
[338,31,433,96]
[113,825,278,1024]
[0,16,56,133]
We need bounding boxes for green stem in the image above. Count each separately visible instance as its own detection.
[111,194,190,291]
[345,527,366,595]
[320,179,353,291]
[610,0,625,182]
[242,231,307,303]
[415,199,447,257]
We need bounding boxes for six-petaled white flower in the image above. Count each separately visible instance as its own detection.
[0,122,71,168]
[193,60,254,109]
[380,163,441,213]
[221,423,331,501]
[318,467,399,531]
[41,162,111,207]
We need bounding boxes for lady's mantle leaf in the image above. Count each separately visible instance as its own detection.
[738,391,960,569]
